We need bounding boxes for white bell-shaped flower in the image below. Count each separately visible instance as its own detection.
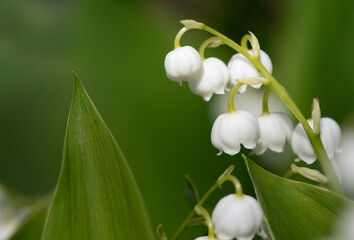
[254,112,294,155]
[164,46,203,85]
[291,117,341,164]
[211,111,260,156]
[228,50,272,93]
[212,194,263,240]
[189,57,230,101]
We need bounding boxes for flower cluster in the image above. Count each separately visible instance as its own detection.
[164,30,341,166]
[165,43,272,101]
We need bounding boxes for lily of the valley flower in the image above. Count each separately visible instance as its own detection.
[228,50,272,93]
[212,194,263,240]
[189,57,230,101]
[211,111,260,156]
[164,46,203,85]
[291,117,341,164]
[254,112,294,155]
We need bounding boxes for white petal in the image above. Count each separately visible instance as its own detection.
[255,112,293,155]
[320,118,341,158]
[291,118,340,165]
[291,121,317,164]
[211,114,227,154]
[238,111,260,149]
[228,50,272,89]
[189,57,228,101]
[164,46,202,84]
[212,194,263,240]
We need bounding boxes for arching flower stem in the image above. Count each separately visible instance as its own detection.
[241,34,252,50]
[262,88,272,115]
[181,19,343,194]
[194,206,216,239]
[198,36,223,60]
[228,83,243,114]
[217,175,243,198]
[174,27,188,49]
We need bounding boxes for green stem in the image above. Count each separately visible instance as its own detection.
[241,34,252,50]
[283,169,294,179]
[228,83,243,113]
[174,27,188,49]
[170,169,242,240]
[198,36,221,60]
[199,22,343,194]
[201,25,254,64]
[260,69,343,193]
[170,183,219,240]
[194,206,215,239]
[218,175,243,198]
[262,88,272,115]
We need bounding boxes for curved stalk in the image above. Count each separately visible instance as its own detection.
[198,36,222,60]
[228,83,244,113]
[262,88,272,115]
[174,27,188,49]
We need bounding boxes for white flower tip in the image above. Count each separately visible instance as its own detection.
[203,94,213,101]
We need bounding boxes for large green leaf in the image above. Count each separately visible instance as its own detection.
[41,74,154,240]
[243,155,354,240]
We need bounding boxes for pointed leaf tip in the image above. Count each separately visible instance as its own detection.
[41,76,154,240]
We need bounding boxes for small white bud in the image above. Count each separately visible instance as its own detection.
[254,112,294,155]
[211,111,260,156]
[228,50,272,93]
[212,194,263,240]
[189,57,230,101]
[291,117,341,164]
[164,46,203,85]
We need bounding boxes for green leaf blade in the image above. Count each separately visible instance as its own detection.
[243,155,353,240]
[41,75,154,240]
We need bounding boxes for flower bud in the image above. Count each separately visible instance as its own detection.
[211,111,260,156]
[254,112,294,155]
[291,117,341,164]
[164,46,203,85]
[189,57,230,101]
[212,194,263,240]
[228,50,272,93]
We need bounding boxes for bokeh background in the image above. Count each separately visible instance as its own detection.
[0,0,353,239]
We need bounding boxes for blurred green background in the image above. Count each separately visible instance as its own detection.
[0,0,353,239]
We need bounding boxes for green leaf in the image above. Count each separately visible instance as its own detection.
[243,155,354,240]
[41,74,154,240]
